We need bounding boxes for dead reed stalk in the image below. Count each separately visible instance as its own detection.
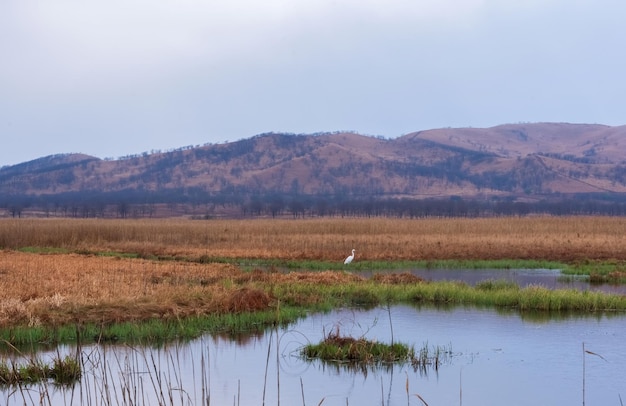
[1,216,625,261]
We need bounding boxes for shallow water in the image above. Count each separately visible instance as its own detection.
[382,267,626,295]
[2,305,625,406]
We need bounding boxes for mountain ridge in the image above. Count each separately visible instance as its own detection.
[2,122,626,217]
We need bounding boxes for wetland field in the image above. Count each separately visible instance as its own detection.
[1,216,626,334]
[1,216,625,404]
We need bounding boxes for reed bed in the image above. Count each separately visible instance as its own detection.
[0,217,625,344]
[1,216,626,261]
[0,250,315,338]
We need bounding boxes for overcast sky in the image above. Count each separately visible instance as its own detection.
[2,0,625,166]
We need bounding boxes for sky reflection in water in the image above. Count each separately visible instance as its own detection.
[2,303,624,406]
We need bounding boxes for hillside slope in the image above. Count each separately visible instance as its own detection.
[2,123,626,204]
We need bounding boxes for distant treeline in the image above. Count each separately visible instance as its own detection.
[3,190,626,218]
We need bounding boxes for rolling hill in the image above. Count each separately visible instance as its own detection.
[2,122,626,217]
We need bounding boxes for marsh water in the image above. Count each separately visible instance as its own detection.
[374,267,626,295]
[2,270,626,406]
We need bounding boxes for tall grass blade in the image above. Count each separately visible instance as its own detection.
[412,393,429,406]
[262,329,273,406]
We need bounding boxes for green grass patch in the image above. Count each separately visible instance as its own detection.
[0,307,307,349]
[17,246,70,254]
[93,250,142,259]
[301,329,449,371]
[561,259,626,284]
[0,355,81,386]
[273,279,626,313]
[302,331,415,364]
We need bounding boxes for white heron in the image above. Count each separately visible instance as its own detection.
[344,249,356,264]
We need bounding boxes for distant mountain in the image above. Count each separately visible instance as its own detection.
[2,123,626,217]
[406,123,626,163]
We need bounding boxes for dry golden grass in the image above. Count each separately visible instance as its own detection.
[1,216,625,329]
[1,216,625,261]
[0,250,361,329]
[0,251,235,328]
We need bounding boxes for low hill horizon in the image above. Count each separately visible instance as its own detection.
[2,122,626,217]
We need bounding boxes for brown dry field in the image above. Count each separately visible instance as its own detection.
[1,216,625,329]
[2,216,626,261]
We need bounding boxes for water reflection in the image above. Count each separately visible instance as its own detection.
[371,268,626,295]
[2,305,624,406]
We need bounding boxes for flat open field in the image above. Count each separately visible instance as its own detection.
[1,216,626,261]
[1,217,625,332]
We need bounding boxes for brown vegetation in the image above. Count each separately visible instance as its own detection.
[372,272,425,284]
[1,216,625,261]
[0,250,366,329]
[0,216,625,329]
